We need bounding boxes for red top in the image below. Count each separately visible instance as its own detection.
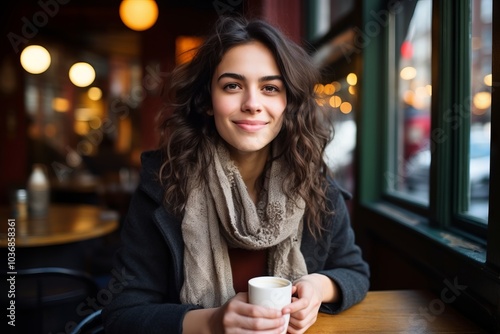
[228,248,268,293]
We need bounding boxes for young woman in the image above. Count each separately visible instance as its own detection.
[103,16,369,334]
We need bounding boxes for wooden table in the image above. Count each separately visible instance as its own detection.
[308,290,483,333]
[0,204,119,247]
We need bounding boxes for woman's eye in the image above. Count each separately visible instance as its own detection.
[263,85,279,93]
[224,83,240,91]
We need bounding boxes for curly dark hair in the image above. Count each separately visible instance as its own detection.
[157,16,334,237]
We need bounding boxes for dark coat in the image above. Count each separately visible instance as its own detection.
[102,150,370,333]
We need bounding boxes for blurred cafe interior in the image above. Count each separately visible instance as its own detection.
[0,0,498,332]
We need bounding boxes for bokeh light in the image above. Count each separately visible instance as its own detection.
[473,91,491,111]
[323,84,335,95]
[329,95,342,108]
[340,102,352,114]
[69,62,96,87]
[400,66,417,80]
[52,97,70,112]
[88,87,102,101]
[20,45,51,74]
[119,0,159,31]
[314,83,325,94]
[484,74,492,87]
[346,73,357,86]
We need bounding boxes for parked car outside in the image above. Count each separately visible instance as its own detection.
[406,134,490,199]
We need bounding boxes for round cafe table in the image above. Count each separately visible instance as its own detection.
[0,204,119,248]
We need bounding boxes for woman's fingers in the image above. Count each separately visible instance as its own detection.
[222,292,287,332]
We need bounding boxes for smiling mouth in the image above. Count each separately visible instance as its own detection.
[233,120,268,132]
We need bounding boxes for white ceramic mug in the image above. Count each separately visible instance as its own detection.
[248,276,292,334]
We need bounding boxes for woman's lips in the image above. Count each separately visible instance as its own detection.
[233,120,267,132]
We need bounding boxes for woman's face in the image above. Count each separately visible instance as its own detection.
[210,41,286,158]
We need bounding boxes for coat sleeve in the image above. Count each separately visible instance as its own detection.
[301,181,370,314]
[102,187,200,334]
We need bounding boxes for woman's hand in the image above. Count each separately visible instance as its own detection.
[282,274,338,334]
[207,292,287,334]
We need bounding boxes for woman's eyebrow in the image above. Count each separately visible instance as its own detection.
[217,72,283,82]
[259,75,283,83]
[217,72,245,82]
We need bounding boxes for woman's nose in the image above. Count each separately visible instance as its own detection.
[241,90,262,113]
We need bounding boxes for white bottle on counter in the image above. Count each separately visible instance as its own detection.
[28,164,50,218]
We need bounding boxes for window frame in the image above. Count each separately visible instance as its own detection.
[356,0,500,329]
[383,0,490,237]
[487,0,500,269]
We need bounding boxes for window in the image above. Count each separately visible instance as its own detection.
[357,0,499,329]
[387,0,432,205]
[307,0,360,196]
[467,0,491,222]
[385,0,491,232]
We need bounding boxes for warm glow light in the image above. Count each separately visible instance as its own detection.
[74,121,89,136]
[89,117,102,129]
[314,84,324,94]
[52,97,70,112]
[69,62,96,87]
[415,86,429,99]
[75,108,93,121]
[88,87,102,101]
[119,0,158,31]
[426,84,432,96]
[348,86,356,95]
[404,86,428,110]
[332,81,341,91]
[346,73,357,86]
[473,91,491,110]
[323,84,335,95]
[20,45,51,74]
[329,95,342,108]
[413,97,428,110]
[176,36,203,64]
[400,66,417,80]
[403,90,415,105]
[484,74,492,87]
[340,102,352,114]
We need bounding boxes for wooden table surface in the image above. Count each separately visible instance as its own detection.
[307,290,484,333]
[1,204,119,247]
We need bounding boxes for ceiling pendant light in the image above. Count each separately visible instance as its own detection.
[119,0,159,31]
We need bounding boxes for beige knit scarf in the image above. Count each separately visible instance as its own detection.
[180,143,308,308]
